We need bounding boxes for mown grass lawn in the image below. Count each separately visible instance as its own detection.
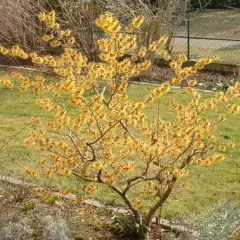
[0,69,240,218]
[172,44,240,64]
[174,10,240,63]
[177,10,240,39]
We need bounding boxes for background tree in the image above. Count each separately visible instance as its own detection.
[0,0,189,61]
[39,0,187,59]
[0,0,44,50]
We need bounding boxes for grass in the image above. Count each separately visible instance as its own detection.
[0,69,240,218]
[177,10,240,39]
[172,44,240,64]
[175,10,240,64]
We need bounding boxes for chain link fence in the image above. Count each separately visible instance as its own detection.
[171,9,240,63]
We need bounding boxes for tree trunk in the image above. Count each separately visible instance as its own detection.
[137,224,150,240]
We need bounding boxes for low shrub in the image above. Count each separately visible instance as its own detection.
[43,215,72,240]
[186,201,240,240]
[1,218,33,240]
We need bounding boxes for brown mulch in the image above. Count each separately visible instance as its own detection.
[137,65,239,92]
[0,180,115,240]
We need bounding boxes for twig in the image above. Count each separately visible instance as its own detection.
[0,124,28,153]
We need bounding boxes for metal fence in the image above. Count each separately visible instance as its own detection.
[171,9,240,64]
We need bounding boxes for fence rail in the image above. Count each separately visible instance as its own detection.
[173,9,240,64]
[173,35,240,42]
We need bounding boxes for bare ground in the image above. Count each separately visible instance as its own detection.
[136,64,239,91]
[0,179,183,240]
[0,179,115,240]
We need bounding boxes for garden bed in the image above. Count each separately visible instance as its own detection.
[136,64,238,92]
[0,179,115,239]
[0,178,184,240]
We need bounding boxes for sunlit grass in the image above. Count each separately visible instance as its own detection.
[0,69,239,217]
[173,44,240,64]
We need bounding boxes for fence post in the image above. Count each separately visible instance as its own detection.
[186,0,191,60]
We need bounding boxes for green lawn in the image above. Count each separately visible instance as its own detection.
[177,10,240,39]
[175,10,240,63]
[172,44,240,64]
[0,69,240,218]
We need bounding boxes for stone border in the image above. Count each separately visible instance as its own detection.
[0,175,127,213]
[0,64,42,72]
[129,80,216,93]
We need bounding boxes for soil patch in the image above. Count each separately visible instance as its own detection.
[137,65,239,91]
[0,179,185,240]
[0,180,114,240]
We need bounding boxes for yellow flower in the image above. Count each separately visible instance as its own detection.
[95,12,122,36]
[127,16,144,31]
[38,12,46,21]
[63,29,72,37]
[138,47,147,58]
[50,40,61,48]
[30,118,42,126]
[228,104,239,115]
[42,34,54,42]
[0,46,9,55]
[158,36,169,45]
[213,155,225,162]
[25,169,39,177]
[67,37,75,46]
[156,50,171,61]
[148,42,158,52]
[0,79,14,88]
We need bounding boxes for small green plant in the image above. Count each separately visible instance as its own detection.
[43,215,72,240]
[45,196,58,205]
[110,213,138,239]
[1,218,33,240]
[22,201,36,212]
